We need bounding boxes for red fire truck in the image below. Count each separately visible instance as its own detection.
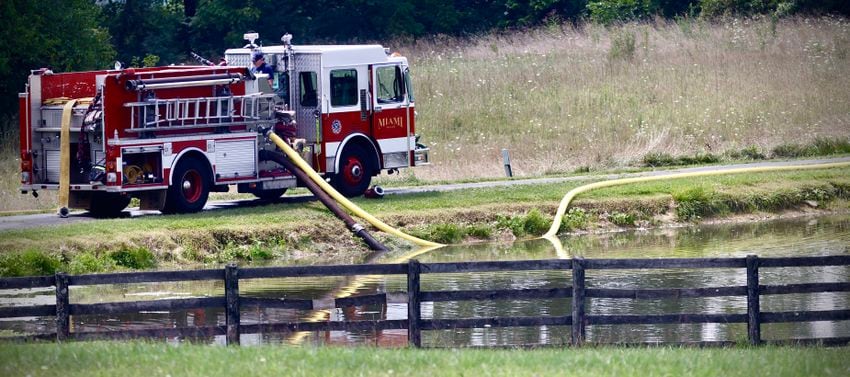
[18,34,429,216]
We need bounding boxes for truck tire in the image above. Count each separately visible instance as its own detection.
[330,144,374,197]
[253,188,287,201]
[88,193,131,218]
[162,157,211,214]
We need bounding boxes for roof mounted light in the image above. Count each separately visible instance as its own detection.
[243,32,259,48]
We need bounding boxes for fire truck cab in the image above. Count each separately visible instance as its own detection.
[18,34,429,216]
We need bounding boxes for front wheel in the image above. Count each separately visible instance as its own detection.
[330,144,374,197]
[162,157,211,214]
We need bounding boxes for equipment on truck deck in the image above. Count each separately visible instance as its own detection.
[18,33,430,218]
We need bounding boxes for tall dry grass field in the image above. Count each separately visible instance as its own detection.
[404,17,850,180]
[0,126,56,212]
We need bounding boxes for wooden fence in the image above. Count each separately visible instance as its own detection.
[1,255,849,347]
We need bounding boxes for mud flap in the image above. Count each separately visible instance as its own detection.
[139,190,167,211]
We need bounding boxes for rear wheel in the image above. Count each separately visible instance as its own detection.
[162,157,211,214]
[330,144,374,197]
[252,188,287,201]
[88,193,131,218]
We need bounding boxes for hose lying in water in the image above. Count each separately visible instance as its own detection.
[543,160,850,239]
[258,150,388,252]
[265,130,443,248]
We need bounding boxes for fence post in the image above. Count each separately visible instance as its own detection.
[407,259,422,348]
[746,255,761,345]
[501,149,513,178]
[225,263,240,346]
[55,272,70,341]
[571,258,586,346]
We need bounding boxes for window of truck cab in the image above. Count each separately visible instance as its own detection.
[299,71,318,107]
[376,65,405,104]
[404,67,415,103]
[330,69,358,107]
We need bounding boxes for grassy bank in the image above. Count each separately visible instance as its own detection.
[0,167,847,277]
[405,16,850,181]
[0,342,847,377]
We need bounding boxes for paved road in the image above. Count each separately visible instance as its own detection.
[2,156,848,231]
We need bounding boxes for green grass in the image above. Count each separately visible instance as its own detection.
[0,342,847,377]
[0,167,847,276]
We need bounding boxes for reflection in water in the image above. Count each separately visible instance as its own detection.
[1,214,848,346]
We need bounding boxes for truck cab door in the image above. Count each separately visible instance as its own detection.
[370,63,411,168]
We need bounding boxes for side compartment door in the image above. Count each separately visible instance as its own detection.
[371,63,410,169]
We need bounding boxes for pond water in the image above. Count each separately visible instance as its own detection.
[1,214,848,347]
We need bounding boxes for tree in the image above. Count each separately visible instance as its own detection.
[0,0,115,127]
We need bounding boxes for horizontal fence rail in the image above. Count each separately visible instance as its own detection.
[0,255,848,347]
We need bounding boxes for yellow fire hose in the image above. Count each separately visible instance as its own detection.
[543,160,850,239]
[267,132,443,247]
[57,98,93,217]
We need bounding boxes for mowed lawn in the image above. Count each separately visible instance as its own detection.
[0,342,848,377]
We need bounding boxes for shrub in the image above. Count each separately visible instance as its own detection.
[496,214,527,236]
[67,252,115,274]
[248,240,274,261]
[464,224,493,239]
[811,137,850,155]
[429,223,465,244]
[608,211,636,226]
[109,246,156,269]
[740,145,766,160]
[772,143,813,158]
[678,152,720,165]
[643,152,677,167]
[0,250,61,277]
[561,207,590,232]
[522,209,550,235]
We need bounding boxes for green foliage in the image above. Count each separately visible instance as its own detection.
[429,223,465,244]
[0,0,115,118]
[522,209,550,234]
[643,152,721,167]
[589,0,653,24]
[495,209,552,237]
[771,138,850,158]
[465,224,494,239]
[0,250,61,276]
[678,153,719,165]
[410,223,493,244]
[561,207,590,231]
[67,252,115,274]
[643,152,677,167]
[608,211,636,226]
[740,145,766,160]
[109,246,156,269]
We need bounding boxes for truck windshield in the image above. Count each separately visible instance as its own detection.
[404,68,415,103]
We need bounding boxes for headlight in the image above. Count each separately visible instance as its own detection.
[21,172,30,183]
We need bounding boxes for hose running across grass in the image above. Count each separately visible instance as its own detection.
[266,131,444,248]
[542,160,850,239]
